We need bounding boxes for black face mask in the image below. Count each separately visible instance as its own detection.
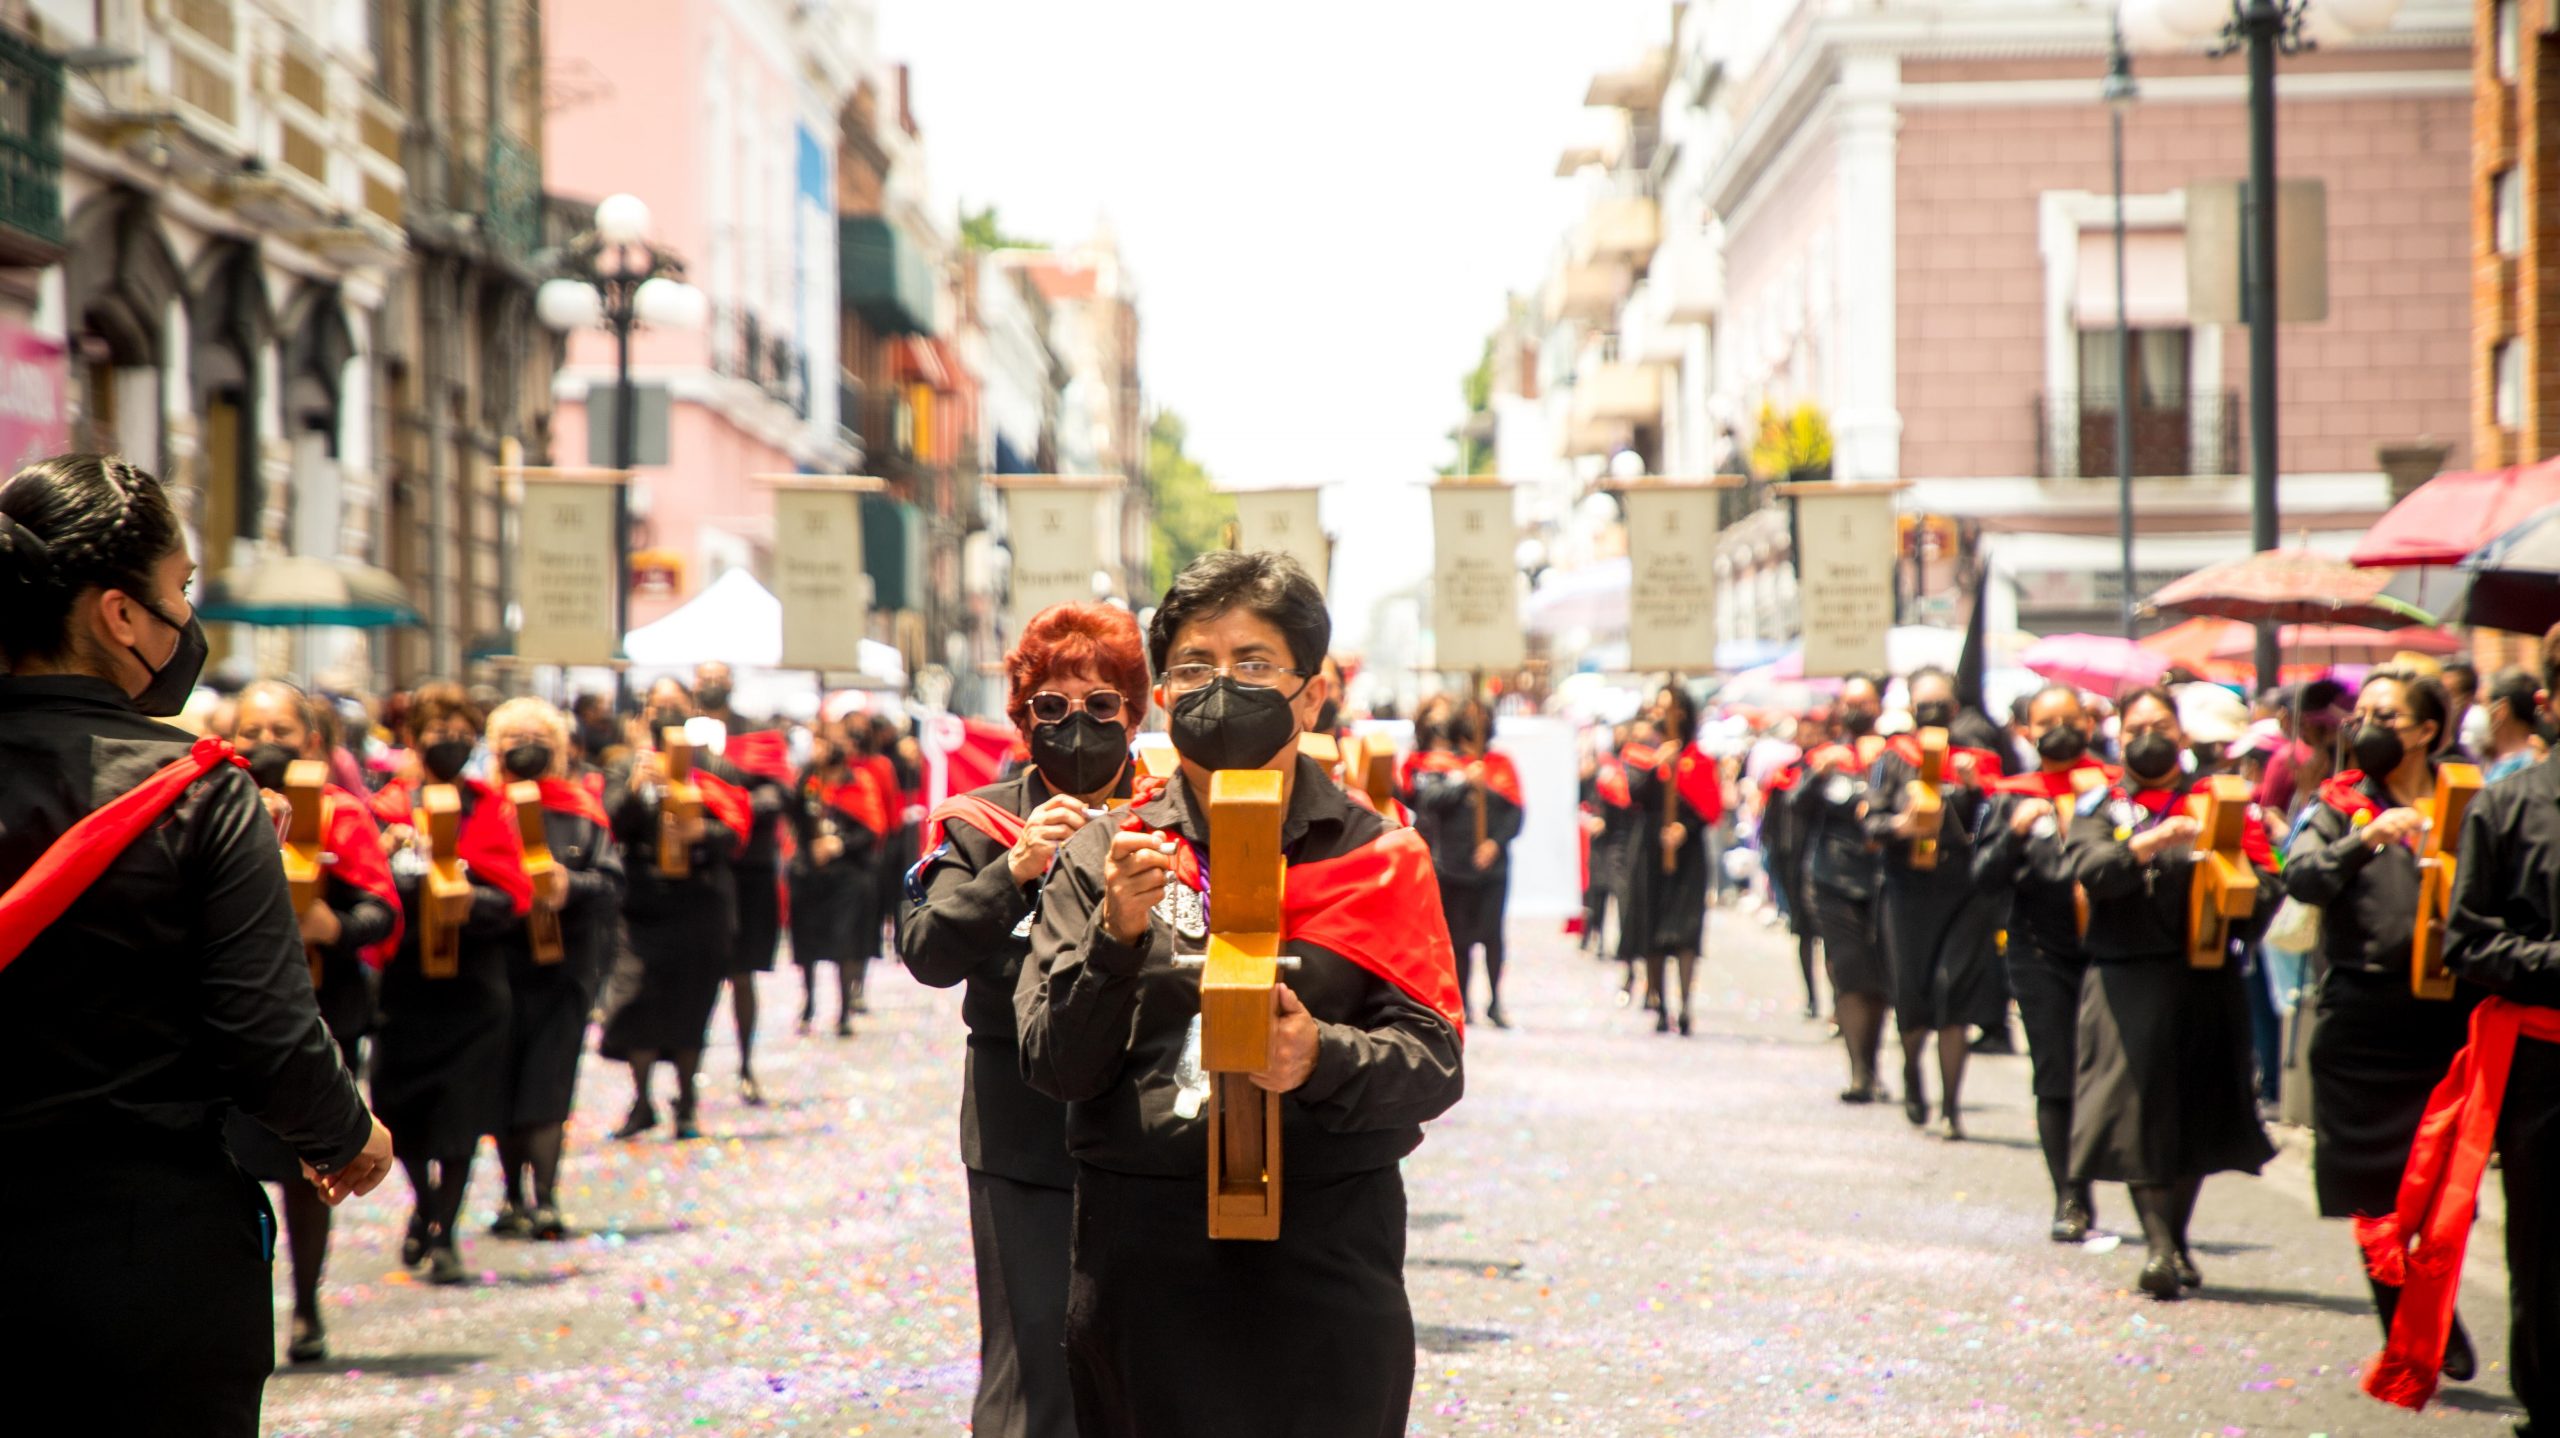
[1031,712,1129,798]
[1169,676,1303,773]
[502,742,555,782]
[245,742,298,792]
[579,721,618,757]
[2123,732,2181,782]
[2351,723,2406,777]
[1840,709,1877,739]
[1912,700,1955,730]
[697,684,732,714]
[1314,698,1341,735]
[2036,725,2089,765]
[127,603,207,718]
[421,738,475,783]
[645,709,688,741]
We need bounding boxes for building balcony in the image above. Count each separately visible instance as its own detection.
[1546,255,1632,326]
[842,215,935,336]
[1585,47,1672,112]
[0,30,65,262]
[1578,194,1657,266]
[2034,390,2240,480]
[1564,360,1661,457]
[1650,229,1722,323]
[1618,279,1689,366]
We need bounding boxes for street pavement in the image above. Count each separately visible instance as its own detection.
[262,908,2530,1436]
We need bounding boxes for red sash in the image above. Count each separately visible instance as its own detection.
[2318,769,2386,823]
[823,770,891,835]
[456,778,534,916]
[923,793,1028,854]
[1665,748,1723,825]
[1595,758,1633,809]
[1991,760,2114,799]
[319,785,403,968]
[2109,780,2276,870]
[2359,997,2560,1409]
[370,776,417,826]
[1467,752,1525,809]
[1400,750,1463,792]
[1885,734,2008,782]
[692,768,755,842]
[1759,760,1803,798]
[536,776,611,830]
[0,738,249,974]
[723,729,795,786]
[1167,828,1464,1039]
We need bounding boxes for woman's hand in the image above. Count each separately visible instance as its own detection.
[2008,797,2055,836]
[2363,807,2428,849]
[1472,839,1500,870]
[298,900,343,946]
[1102,827,1177,944]
[1250,986,1320,1093]
[1009,795,1094,886]
[1661,822,1688,854]
[813,834,844,864]
[2128,814,2201,862]
[305,1116,395,1206]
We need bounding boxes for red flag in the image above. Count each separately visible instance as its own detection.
[320,785,403,968]
[0,738,248,974]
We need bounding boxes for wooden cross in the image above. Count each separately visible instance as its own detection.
[511,780,567,965]
[1198,768,1288,1242]
[657,728,702,879]
[417,783,475,979]
[2183,775,2259,970]
[1906,726,1949,871]
[2412,762,2482,1000]
[281,759,330,989]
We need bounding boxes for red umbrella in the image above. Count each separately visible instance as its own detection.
[2145,549,2435,629]
[2019,633,2172,695]
[2206,624,2462,664]
[2350,459,2560,569]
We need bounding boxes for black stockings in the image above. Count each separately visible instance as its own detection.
[280,1176,332,1320]
[1796,931,1821,1017]
[627,1051,702,1116]
[1456,939,1509,1017]
[802,961,862,1026]
[1898,1026,1972,1133]
[728,975,759,1077]
[1835,991,1887,1095]
[498,1124,567,1212]
[2128,1177,2203,1263]
[1641,952,1698,1026]
[400,1151,474,1249]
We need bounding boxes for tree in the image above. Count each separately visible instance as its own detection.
[959,204,1042,254]
[1439,336,1498,477]
[1146,410,1233,595]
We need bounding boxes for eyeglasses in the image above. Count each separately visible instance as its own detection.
[2353,709,2409,728]
[1028,690,1127,724]
[1159,661,1306,694]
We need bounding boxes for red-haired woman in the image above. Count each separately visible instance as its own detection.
[901,601,1147,1438]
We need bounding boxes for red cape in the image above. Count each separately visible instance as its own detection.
[1168,828,1464,1039]
[1760,759,1804,797]
[1886,734,2007,782]
[723,729,795,786]
[924,793,1028,854]
[535,775,611,830]
[2317,769,2386,822]
[370,776,417,826]
[1467,752,1525,809]
[320,784,403,968]
[691,768,755,842]
[2106,780,2276,871]
[0,738,247,974]
[1595,758,1633,808]
[1666,747,1723,825]
[455,779,534,916]
[1991,759,2115,799]
[822,769,892,835]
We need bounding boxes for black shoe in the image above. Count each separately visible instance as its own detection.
[1904,1095,1930,1127]
[426,1241,469,1286]
[611,1101,659,1140]
[739,1074,766,1107]
[488,1204,534,1240]
[400,1210,429,1267]
[2174,1249,2202,1290]
[673,1103,703,1141]
[1654,1009,1671,1034]
[286,1312,327,1365]
[795,1009,813,1036]
[1940,1114,1966,1142]
[1839,1084,1876,1105]
[531,1207,568,1242]
[2050,1196,2092,1244]
[834,1016,854,1038]
[2443,1316,2479,1383]
[1969,1027,2018,1056]
[852,994,871,1015]
[1485,1003,1511,1030]
[2138,1256,2184,1300]
[1677,1012,1692,1037]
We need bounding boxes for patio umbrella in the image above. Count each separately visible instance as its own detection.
[2449,502,2560,634]
[2136,616,2255,685]
[1771,625,1967,680]
[2205,624,2462,665]
[196,555,421,628]
[2349,459,2560,568]
[2144,548,2434,629]
[2018,633,2171,696]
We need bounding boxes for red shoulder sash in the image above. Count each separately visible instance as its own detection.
[691,768,755,841]
[320,785,403,967]
[2318,770,2385,822]
[1468,752,1525,809]
[456,779,533,916]
[0,738,249,974]
[924,793,1028,854]
[1992,760,2114,799]
[823,770,892,835]
[723,729,794,786]
[536,775,611,829]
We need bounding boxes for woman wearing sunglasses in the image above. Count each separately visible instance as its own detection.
[900,601,1147,1438]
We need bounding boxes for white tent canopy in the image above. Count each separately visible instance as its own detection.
[622,568,904,719]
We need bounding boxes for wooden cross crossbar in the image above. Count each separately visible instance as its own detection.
[2183,774,2258,970]
[511,780,567,965]
[1906,727,1949,871]
[281,759,330,989]
[657,728,702,879]
[2412,762,2482,1000]
[417,783,474,979]
[1199,768,1288,1242]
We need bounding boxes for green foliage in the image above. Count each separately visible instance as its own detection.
[1749,400,1834,480]
[1442,337,1498,477]
[1146,410,1233,595]
[959,205,1042,254]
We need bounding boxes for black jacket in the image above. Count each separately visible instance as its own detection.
[2446,756,2560,1006]
[0,675,373,1169]
[1019,756,1463,1179]
[2066,777,2275,964]
[1797,752,1880,904]
[2282,771,2428,980]
[1410,759,1524,888]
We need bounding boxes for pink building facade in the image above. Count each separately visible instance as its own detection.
[543,0,861,628]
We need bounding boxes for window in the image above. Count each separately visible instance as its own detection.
[2071,328,2197,477]
[2498,168,2524,257]
[2499,0,2521,83]
[2497,340,2524,430]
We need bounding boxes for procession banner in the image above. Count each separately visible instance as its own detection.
[1430,483,1521,672]
[1228,487,1329,595]
[772,487,868,672]
[1003,481,1104,629]
[1784,482,1899,678]
[517,477,622,665]
[1620,484,1722,672]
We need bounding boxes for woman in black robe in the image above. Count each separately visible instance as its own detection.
[1616,684,1719,1034]
[597,678,742,1141]
[2280,671,2480,1376]
[790,718,882,1037]
[2065,685,2277,1299]
[370,683,532,1284]
[484,698,626,1241]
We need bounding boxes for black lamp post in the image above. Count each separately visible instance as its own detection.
[536,194,705,695]
[2106,25,2140,641]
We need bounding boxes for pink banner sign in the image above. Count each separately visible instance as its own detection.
[0,322,66,472]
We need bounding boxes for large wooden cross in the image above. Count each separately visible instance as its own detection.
[2184,775,2258,970]
[2412,762,2482,1000]
[281,759,330,989]
[511,780,566,964]
[417,783,474,978]
[1199,768,1287,1242]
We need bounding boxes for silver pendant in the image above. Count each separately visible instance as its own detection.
[1157,882,1208,941]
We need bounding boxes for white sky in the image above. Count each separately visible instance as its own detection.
[878,0,1670,647]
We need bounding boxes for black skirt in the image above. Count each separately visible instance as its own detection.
[1065,1163,1414,1438]
[2308,967,2481,1219]
[597,896,732,1060]
[1814,888,1888,999]
[372,938,511,1158]
[1440,874,1506,955]
[788,861,872,967]
[2071,955,2276,1184]
[2004,929,2090,1102]
[505,940,597,1130]
[1880,875,2001,1033]
[1616,841,1707,959]
[728,867,782,974]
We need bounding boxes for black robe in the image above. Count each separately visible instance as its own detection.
[498,802,625,1130]
[597,763,741,1058]
[1863,745,1997,1032]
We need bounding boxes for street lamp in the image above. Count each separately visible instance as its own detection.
[2105,22,2139,642]
[535,193,706,681]
[2119,0,2401,682]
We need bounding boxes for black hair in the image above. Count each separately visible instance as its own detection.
[1656,683,1699,746]
[2363,670,2449,753]
[2489,666,2541,718]
[1146,549,1330,676]
[0,454,185,666]
[2297,678,2349,714]
[1908,665,1955,694]
[2029,681,2087,715]
[2118,685,2180,727]
[1839,671,1886,703]
[2442,658,2478,690]
[2009,693,2036,727]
